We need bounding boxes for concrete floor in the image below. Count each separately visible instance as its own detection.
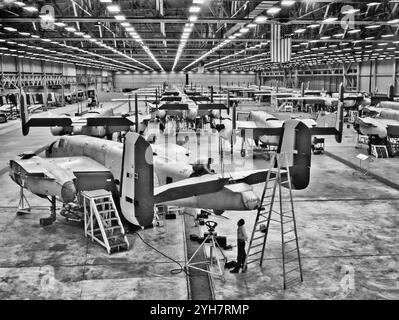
[0,97,398,299]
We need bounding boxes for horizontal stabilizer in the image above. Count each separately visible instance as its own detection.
[158,104,189,111]
[154,176,230,204]
[241,127,284,139]
[190,96,210,102]
[197,103,227,110]
[310,127,338,136]
[26,118,73,127]
[86,117,134,126]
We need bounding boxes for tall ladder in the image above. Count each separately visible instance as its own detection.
[82,190,129,254]
[243,153,303,289]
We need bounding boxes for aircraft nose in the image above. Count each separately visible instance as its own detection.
[61,181,77,203]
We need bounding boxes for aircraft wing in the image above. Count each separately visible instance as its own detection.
[47,157,111,174]
[236,120,258,129]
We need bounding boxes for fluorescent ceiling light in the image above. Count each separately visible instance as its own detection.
[308,24,320,29]
[23,6,38,12]
[193,0,205,4]
[323,17,338,23]
[365,24,380,29]
[54,22,67,27]
[19,32,30,36]
[320,36,331,40]
[267,7,281,15]
[342,8,360,15]
[4,27,17,32]
[367,2,380,6]
[294,28,306,33]
[74,32,84,36]
[381,34,394,38]
[247,23,257,28]
[14,2,25,7]
[254,15,268,24]
[99,0,112,2]
[347,29,361,34]
[65,27,76,32]
[107,5,120,13]
[188,15,198,22]
[121,22,130,27]
[281,0,295,6]
[114,15,126,21]
[388,19,399,24]
[189,6,201,13]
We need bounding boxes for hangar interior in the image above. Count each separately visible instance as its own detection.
[0,0,398,300]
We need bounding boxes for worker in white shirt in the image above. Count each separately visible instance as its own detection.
[230,219,248,273]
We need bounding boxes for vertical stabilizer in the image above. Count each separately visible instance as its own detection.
[120,132,154,227]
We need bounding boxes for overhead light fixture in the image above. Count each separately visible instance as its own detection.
[14,1,25,7]
[254,15,268,24]
[239,27,249,33]
[19,32,30,36]
[267,7,281,15]
[342,8,360,15]
[308,24,320,29]
[247,23,257,28]
[188,15,198,22]
[65,27,76,32]
[23,6,38,12]
[381,34,394,38]
[388,19,399,24]
[347,29,361,34]
[99,0,112,2]
[320,36,331,40]
[323,17,338,23]
[107,5,120,13]
[367,2,380,6]
[4,27,17,32]
[365,25,380,29]
[54,22,67,27]
[74,31,84,36]
[281,0,295,6]
[193,0,205,4]
[189,6,201,13]
[114,15,126,21]
[294,28,306,33]
[121,22,130,27]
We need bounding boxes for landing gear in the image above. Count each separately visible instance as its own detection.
[40,196,57,227]
[17,187,31,216]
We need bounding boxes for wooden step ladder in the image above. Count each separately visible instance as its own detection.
[243,153,303,289]
[82,190,129,254]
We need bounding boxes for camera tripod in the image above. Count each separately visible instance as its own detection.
[185,221,227,280]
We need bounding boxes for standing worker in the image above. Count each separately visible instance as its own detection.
[230,219,248,273]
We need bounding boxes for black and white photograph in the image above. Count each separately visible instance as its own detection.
[0,0,398,307]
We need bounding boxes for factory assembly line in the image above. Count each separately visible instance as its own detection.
[0,0,398,306]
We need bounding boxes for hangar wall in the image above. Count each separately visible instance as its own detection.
[113,71,257,90]
[0,55,112,92]
[261,59,399,94]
